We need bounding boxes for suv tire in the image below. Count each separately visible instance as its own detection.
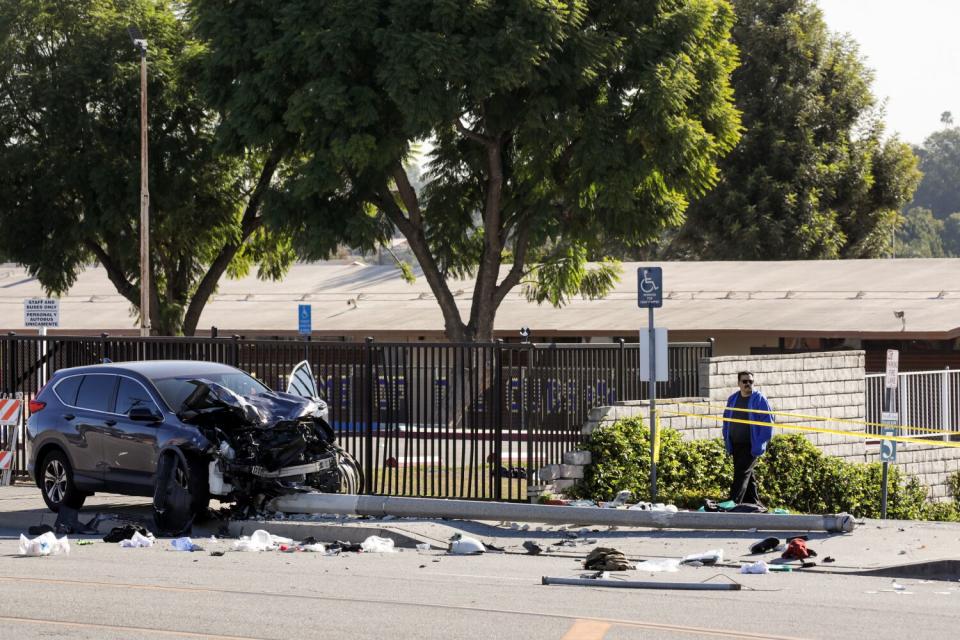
[39,450,87,512]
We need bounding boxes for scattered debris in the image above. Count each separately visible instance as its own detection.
[120,532,155,548]
[210,551,226,557]
[781,539,816,560]
[360,536,396,553]
[634,558,680,572]
[741,561,769,574]
[448,534,485,555]
[232,529,293,552]
[19,532,70,556]
[75,540,95,546]
[681,549,724,566]
[522,541,543,555]
[749,537,780,554]
[103,525,153,543]
[605,490,632,508]
[171,537,204,552]
[823,556,836,563]
[583,547,634,571]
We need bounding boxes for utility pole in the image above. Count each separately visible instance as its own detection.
[128,25,151,336]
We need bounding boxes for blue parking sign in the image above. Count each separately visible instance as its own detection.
[637,267,662,308]
[298,304,312,335]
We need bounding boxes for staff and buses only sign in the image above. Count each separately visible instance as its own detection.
[23,298,60,328]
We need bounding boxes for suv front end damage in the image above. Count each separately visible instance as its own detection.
[154,369,362,532]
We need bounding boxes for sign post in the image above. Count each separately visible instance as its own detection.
[298,304,313,367]
[24,298,59,388]
[881,349,899,519]
[637,267,663,500]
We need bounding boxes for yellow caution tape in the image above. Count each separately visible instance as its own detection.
[671,401,960,438]
[653,414,661,463]
[655,407,960,449]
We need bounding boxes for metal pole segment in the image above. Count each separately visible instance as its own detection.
[881,387,890,519]
[541,576,741,590]
[268,493,856,533]
[139,46,151,336]
[649,307,657,500]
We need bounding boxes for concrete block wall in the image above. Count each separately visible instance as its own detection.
[582,350,960,503]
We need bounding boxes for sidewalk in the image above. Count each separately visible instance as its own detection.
[2,485,957,579]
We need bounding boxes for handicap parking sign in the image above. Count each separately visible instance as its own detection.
[637,267,662,308]
[298,304,312,335]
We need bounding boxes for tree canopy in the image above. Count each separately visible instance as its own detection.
[896,207,945,258]
[665,0,920,260]
[0,0,292,335]
[910,127,960,221]
[195,0,742,341]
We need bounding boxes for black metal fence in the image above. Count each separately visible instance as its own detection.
[1,335,712,501]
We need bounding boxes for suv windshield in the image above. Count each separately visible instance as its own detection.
[151,372,271,412]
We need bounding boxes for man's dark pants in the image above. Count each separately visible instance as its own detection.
[730,442,760,504]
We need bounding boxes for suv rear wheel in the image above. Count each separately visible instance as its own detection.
[39,450,87,512]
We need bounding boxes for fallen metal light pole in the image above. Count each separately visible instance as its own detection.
[269,494,856,533]
[541,576,741,590]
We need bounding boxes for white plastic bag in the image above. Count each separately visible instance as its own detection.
[120,531,155,548]
[360,535,396,553]
[19,532,70,556]
[741,561,769,574]
[232,529,293,552]
[634,558,681,572]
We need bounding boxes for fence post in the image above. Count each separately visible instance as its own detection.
[364,336,375,495]
[231,335,240,368]
[4,333,15,396]
[100,333,110,363]
[493,340,504,501]
[616,338,625,403]
[943,367,951,442]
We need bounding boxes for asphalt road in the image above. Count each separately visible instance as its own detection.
[1,532,959,640]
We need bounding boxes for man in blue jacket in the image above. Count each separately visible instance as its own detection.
[722,371,774,506]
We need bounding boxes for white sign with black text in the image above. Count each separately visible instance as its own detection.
[23,298,59,328]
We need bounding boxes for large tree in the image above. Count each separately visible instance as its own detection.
[0,0,292,335]
[195,0,742,342]
[665,0,920,260]
[909,127,960,220]
[896,208,945,258]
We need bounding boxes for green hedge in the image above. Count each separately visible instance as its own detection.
[570,417,959,521]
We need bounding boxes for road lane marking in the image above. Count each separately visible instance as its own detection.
[562,619,610,640]
[0,575,810,640]
[0,615,266,640]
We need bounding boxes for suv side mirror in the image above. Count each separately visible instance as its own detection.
[128,406,162,423]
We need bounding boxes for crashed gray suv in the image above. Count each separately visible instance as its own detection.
[26,360,362,532]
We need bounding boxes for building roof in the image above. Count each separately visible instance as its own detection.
[3,259,959,339]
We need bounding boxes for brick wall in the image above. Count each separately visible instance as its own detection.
[581,351,960,503]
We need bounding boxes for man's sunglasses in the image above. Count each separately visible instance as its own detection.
[740,380,754,385]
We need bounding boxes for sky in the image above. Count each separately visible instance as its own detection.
[817,0,959,145]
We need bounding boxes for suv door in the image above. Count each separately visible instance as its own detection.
[102,376,163,493]
[69,373,120,487]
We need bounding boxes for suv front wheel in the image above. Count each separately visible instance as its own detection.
[39,450,87,512]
